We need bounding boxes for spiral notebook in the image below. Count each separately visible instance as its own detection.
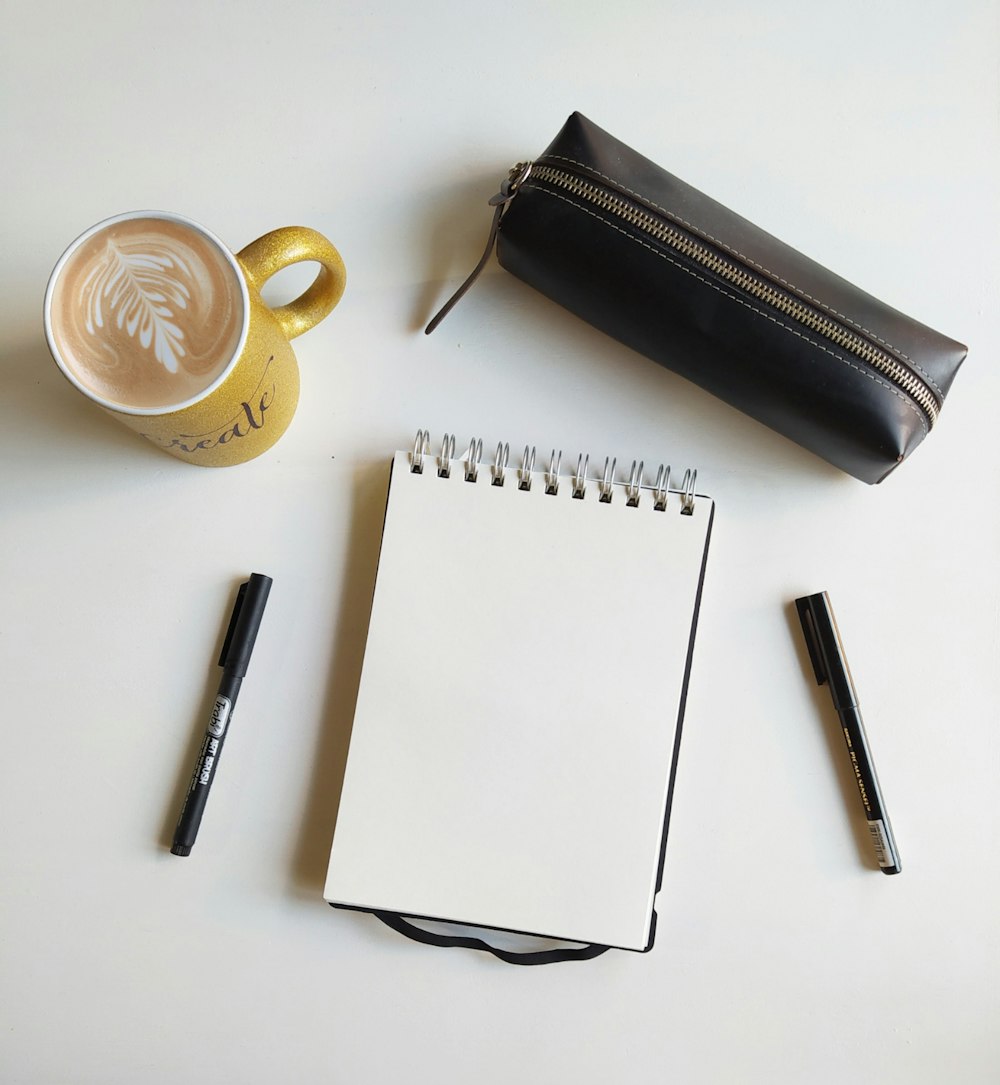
[324,433,714,954]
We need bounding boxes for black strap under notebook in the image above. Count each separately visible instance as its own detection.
[372,911,612,965]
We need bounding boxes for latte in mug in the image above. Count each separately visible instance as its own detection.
[46,215,246,411]
[44,210,346,467]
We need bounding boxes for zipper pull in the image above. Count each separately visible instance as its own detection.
[424,162,533,334]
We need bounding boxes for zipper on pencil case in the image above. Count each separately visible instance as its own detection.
[426,160,940,429]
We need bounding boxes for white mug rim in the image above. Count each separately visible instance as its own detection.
[43,210,252,417]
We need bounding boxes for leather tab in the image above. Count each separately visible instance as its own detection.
[425,163,533,334]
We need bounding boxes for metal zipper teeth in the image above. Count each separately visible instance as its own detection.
[529,163,939,426]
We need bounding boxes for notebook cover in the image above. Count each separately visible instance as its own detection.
[325,449,713,951]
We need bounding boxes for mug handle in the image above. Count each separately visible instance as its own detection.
[236,227,347,340]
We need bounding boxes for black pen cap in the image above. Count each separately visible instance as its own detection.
[794,591,859,711]
[219,573,273,677]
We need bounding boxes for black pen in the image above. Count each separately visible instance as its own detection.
[795,591,901,875]
[171,573,272,856]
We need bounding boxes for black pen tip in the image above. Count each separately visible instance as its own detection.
[170,844,192,857]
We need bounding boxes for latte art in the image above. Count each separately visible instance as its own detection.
[48,217,245,411]
[82,238,193,374]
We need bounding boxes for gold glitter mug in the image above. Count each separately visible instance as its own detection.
[43,210,346,466]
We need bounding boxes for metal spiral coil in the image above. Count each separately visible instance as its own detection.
[653,465,671,511]
[411,429,430,473]
[599,457,617,503]
[491,442,509,486]
[464,438,483,482]
[680,468,697,515]
[626,460,644,507]
[545,449,562,495]
[410,431,697,512]
[438,433,456,477]
[518,446,536,490]
[572,453,589,499]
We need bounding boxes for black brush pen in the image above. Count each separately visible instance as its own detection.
[795,591,901,874]
[171,573,272,856]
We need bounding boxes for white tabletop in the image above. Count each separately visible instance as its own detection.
[2,2,998,1082]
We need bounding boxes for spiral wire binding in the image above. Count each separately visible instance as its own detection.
[491,442,510,486]
[437,434,456,477]
[626,460,644,507]
[464,438,483,482]
[410,431,699,513]
[653,465,671,511]
[599,457,617,503]
[518,446,536,491]
[572,454,590,499]
[411,429,430,473]
[545,449,562,495]
[680,469,697,515]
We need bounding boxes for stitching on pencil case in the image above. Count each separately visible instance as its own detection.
[543,155,942,397]
[520,184,928,436]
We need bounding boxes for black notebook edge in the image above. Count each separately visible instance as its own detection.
[646,496,715,950]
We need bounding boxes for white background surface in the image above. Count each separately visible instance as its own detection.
[1,1,997,1082]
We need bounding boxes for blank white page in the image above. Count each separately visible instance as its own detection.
[325,449,713,951]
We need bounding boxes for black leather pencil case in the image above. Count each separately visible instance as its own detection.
[427,112,967,483]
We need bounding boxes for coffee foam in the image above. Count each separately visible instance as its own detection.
[48,217,245,411]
